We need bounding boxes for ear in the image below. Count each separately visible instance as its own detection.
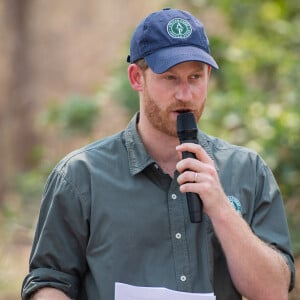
[128,64,144,92]
[207,65,212,78]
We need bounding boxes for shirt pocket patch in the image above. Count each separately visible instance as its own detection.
[227,195,243,215]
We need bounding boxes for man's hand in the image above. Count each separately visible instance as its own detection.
[176,143,229,218]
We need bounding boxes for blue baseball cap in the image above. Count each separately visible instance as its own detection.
[127,8,219,73]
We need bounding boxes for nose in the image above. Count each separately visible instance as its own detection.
[175,80,193,101]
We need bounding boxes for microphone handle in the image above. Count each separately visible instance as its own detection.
[182,150,203,223]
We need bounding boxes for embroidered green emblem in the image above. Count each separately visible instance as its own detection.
[228,196,242,215]
[167,18,192,39]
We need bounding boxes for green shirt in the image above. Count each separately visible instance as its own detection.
[22,114,295,299]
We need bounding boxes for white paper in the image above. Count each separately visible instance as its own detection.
[115,282,215,300]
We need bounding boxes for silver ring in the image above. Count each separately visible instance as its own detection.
[194,172,198,183]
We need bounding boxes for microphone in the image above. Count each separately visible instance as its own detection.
[177,112,203,223]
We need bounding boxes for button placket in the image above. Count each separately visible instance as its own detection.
[168,182,191,291]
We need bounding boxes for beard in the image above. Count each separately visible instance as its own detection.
[143,83,206,137]
[142,86,205,138]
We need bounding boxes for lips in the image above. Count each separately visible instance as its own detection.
[173,107,195,116]
[169,103,195,118]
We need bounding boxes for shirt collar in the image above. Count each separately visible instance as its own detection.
[123,112,217,176]
[124,113,155,176]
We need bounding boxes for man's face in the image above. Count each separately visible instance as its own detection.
[140,61,211,137]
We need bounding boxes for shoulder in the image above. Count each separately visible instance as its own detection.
[56,131,125,172]
[43,131,125,191]
[200,131,267,170]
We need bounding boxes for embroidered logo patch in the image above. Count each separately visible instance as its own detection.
[228,196,242,214]
[167,18,192,39]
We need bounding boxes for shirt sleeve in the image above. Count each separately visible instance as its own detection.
[21,268,79,299]
[21,164,90,299]
[251,159,295,291]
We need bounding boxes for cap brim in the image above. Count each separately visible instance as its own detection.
[145,45,219,74]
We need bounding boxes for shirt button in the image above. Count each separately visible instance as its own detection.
[180,275,187,282]
[171,194,177,200]
[175,233,182,239]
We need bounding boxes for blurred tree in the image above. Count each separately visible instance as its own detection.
[0,0,40,205]
[3,0,39,169]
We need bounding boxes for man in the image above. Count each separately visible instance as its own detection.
[22,8,295,300]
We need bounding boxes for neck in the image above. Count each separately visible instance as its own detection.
[137,119,179,177]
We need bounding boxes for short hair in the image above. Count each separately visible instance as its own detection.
[135,59,149,71]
